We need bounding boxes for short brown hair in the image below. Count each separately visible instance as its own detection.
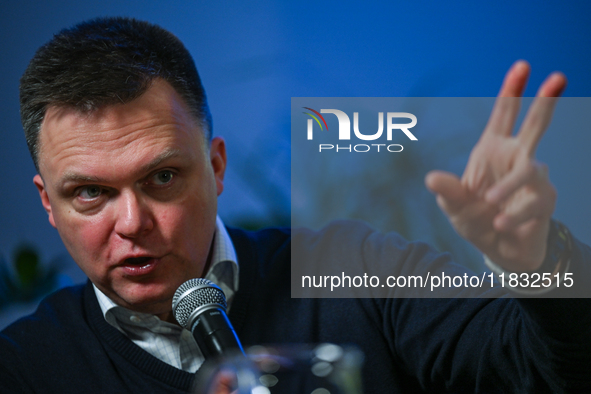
[20,17,212,171]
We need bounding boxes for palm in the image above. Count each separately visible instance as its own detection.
[426,61,566,272]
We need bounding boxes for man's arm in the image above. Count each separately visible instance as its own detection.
[417,60,591,391]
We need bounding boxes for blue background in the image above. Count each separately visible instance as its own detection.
[1,1,590,326]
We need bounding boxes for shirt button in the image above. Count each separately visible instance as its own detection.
[130,315,141,323]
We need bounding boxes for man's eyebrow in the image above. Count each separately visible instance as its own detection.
[58,149,183,187]
[59,173,105,186]
[141,148,183,173]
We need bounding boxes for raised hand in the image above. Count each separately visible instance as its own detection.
[425,61,567,272]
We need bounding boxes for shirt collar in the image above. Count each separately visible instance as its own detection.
[93,215,239,325]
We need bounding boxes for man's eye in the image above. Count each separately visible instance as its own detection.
[79,186,103,199]
[153,170,174,185]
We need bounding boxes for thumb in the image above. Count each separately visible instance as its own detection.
[425,170,470,215]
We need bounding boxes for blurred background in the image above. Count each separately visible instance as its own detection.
[1,1,590,328]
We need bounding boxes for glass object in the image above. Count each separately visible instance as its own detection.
[194,343,364,394]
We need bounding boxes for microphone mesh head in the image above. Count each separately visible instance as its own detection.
[172,278,227,328]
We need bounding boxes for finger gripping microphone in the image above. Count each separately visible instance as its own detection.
[172,278,244,359]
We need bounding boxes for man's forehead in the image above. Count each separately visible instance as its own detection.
[37,81,209,179]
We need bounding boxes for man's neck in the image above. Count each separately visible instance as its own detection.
[157,233,217,325]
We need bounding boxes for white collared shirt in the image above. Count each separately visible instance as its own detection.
[93,216,238,372]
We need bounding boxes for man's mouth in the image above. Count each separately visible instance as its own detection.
[120,256,159,275]
[125,256,153,267]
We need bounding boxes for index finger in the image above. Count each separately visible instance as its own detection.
[498,60,531,98]
[485,61,530,137]
[517,72,567,157]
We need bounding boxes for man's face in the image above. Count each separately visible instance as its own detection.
[33,80,226,322]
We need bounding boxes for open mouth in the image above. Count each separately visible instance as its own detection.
[121,256,159,275]
[125,256,153,266]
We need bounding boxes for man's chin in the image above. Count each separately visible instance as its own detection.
[110,283,176,316]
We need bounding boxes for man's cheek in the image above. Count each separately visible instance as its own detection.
[158,206,189,236]
[60,219,109,264]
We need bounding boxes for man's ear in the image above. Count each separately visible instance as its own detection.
[209,136,227,196]
[33,174,57,228]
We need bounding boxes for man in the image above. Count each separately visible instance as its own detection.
[1,16,589,393]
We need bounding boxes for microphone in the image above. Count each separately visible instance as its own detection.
[172,278,244,359]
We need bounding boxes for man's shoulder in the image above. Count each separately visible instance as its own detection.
[292,219,378,242]
[226,225,292,273]
[226,225,291,253]
[226,225,290,240]
[1,283,88,340]
[291,219,421,260]
[226,219,383,244]
[226,219,418,262]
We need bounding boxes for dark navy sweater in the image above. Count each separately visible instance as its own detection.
[1,224,590,393]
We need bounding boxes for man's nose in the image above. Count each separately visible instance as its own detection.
[114,190,154,238]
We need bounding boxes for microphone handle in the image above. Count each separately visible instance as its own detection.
[190,307,244,359]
